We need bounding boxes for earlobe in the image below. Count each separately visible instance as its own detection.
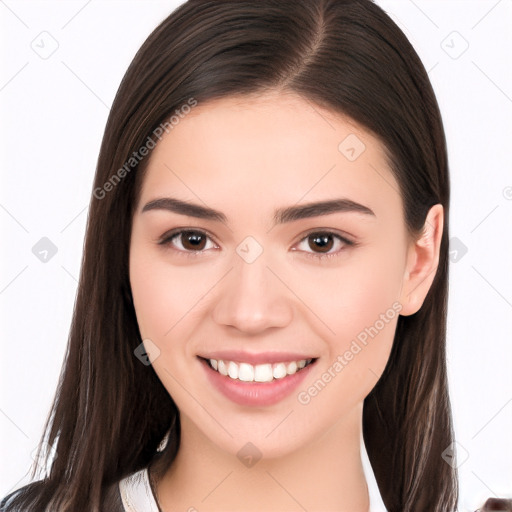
[399,204,444,316]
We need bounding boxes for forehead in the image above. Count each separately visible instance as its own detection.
[138,92,402,222]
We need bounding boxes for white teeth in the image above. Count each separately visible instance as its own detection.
[273,363,287,379]
[207,358,313,382]
[227,361,239,379]
[286,361,297,374]
[238,362,255,382]
[254,363,273,382]
[217,360,228,376]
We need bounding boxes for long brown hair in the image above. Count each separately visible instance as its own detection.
[1,1,459,510]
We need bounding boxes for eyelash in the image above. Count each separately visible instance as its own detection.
[157,228,355,261]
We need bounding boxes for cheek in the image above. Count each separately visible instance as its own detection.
[292,245,405,407]
[129,248,209,340]
[292,243,405,341]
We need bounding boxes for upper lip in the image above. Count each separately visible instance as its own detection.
[198,350,317,365]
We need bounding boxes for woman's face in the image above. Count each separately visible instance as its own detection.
[129,91,414,458]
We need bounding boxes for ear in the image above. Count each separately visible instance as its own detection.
[399,204,444,316]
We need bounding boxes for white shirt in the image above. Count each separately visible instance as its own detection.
[119,437,387,511]
[119,467,160,512]
[361,432,388,511]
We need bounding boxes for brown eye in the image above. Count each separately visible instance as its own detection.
[293,230,354,261]
[179,231,207,251]
[307,233,334,253]
[159,229,217,255]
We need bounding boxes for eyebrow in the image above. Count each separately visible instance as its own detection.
[141,196,375,224]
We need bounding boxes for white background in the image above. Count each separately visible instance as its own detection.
[1,1,511,510]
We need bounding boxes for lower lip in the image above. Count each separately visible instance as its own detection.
[200,358,316,407]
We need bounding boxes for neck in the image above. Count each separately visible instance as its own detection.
[155,402,369,512]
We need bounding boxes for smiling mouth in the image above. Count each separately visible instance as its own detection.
[198,356,317,383]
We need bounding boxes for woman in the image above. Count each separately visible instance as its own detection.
[1,1,508,511]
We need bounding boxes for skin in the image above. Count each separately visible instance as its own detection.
[129,90,443,512]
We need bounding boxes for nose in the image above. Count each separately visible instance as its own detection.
[212,250,294,335]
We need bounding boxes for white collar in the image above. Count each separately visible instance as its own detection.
[361,433,388,511]
[119,467,160,512]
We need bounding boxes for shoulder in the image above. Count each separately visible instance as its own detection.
[0,470,157,512]
[476,497,512,511]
